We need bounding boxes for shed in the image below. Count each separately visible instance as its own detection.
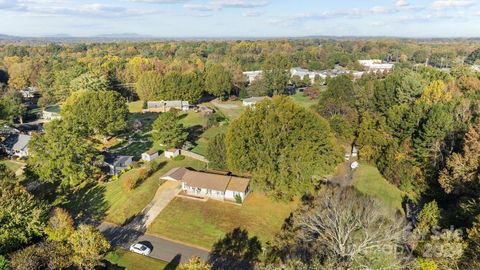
[142,149,159,162]
[164,148,180,159]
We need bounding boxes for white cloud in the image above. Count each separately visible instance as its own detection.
[395,0,409,7]
[432,0,475,9]
[129,0,187,3]
[184,0,268,12]
[242,10,260,17]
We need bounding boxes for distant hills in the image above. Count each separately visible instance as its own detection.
[1,33,480,44]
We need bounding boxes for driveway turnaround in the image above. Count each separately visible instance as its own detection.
[99,222,210,263]
[124,181,181,231]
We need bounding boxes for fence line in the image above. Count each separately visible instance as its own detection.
[180,150,209,163]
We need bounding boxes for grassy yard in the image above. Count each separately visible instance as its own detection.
[147,192,298,249]
[105,249,174,270]
[290,92,317,108]
[0,160,24,172]
[128,101,144,113]
[207,100,245,120]
[179,111,207,128]
[103,156,207,225]
[352,163,405,212]
[191,124,228,156]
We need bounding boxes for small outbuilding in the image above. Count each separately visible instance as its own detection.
[142,149,159,162]
[164,148,180,159]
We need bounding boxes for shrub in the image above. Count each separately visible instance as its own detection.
[0,256,10,270]
[137,168,149,184]
[172,155,185,161]
[123,176,137,191]
[234,194,243,204]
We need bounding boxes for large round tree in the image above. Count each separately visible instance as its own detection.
[226,95,342,200]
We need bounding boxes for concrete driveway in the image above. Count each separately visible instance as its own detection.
[99,222,209,263]
[125,180,181,231]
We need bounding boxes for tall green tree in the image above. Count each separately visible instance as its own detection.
[0,90,26,124]
[151,112,188,148]
[262,55,291,94]
[69,224,110,270]
[69,72,110,92]
[226,96,341,200]
[0,185,48,254]
[27,120,103,192]
[61,90,128,138]
[204,64,233,97]
[206,133,227,170]
[135,71,162,101]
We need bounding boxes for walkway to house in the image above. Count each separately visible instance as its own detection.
[124,181,181,231]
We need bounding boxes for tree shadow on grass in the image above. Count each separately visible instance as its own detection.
[208,227,262,270]
[63,183,109,223]
[186,125,204,144]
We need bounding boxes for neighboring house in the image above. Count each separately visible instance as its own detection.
[290,67,327,84]
[142,149,159,162]
[242,96,271,107]
[351,145,358,157]
[243,70,262,84]
[104,153,133,175]
[358,59,394,73]
[3,134,31,158]
[20,87,38,99]
[42,105,61,121]
[160,167,251,202]
[143,100,189,113]
[164,148,180,159]
[472,65,480,72]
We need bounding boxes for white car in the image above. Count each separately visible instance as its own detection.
[344,154,351,161]
[129,243,152,256]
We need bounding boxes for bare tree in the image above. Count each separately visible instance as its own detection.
[296,187,406,270]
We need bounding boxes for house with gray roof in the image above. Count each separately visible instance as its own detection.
[103,153,133,176]
[144,100,190,113]
[2,134,31,158]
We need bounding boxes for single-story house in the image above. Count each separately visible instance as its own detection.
[103,153,133,175]
[142,149,159,162]
[358,60,394,73]
[243,70,263,84]
[143,100,189,113]
[196,105,214,115]
[164,148,180,159]
[42,105,61,121]
[20,87,38,99]
[160,167,251,202]
[242,96,271,107]
[3,134,31,158]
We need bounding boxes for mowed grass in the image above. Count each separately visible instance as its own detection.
[105,249,173,270]
[179,111,207,128]
[147,192,298,249]
[352,163,405,212]
[103,156,207,225]
[128,101,144,113]
[0,160,24,172]
[191,124,228,156]
[290,92,317,108]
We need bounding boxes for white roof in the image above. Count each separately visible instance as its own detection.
[243,96,270,103]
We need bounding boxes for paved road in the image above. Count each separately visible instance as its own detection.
[99,222,210,263]
[125,181,181,231]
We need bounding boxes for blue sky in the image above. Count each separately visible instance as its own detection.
[0,0,479,37]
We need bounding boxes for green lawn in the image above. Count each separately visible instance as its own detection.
[147,192,297,249]
[191,124,228,156]
[352,163,405,212]
[179,111,207,128]
[103,156,207,225]
[105,249,175,270]
[0,160,24,172]
[207,100,245,120]
[290,92,317,108]
[128,101,144,113]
